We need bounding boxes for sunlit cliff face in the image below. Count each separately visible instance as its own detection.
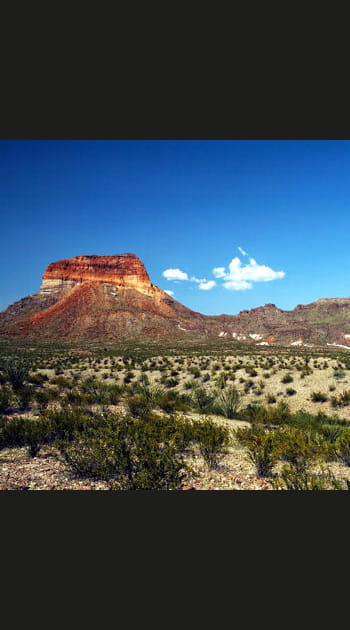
[40,254,153,296]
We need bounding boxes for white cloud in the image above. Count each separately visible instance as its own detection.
[238,246,248,256]
[162,268,188,281]
[190,276,207,284]
[215,255,285,291]
[223,279,252,291]
[212,267,226,278]
[164,289,175,296]
[198,280,216,291]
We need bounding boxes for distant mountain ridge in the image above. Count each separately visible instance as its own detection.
[1,253,350,347]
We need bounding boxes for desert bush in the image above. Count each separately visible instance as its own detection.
[51,376,72,389]
[0,416,53,457]
[334,369,346,379]
[272,465,334,490]
[266,393,276,404]
[157,390,191,414]
[27,373,49,385]
[35,389,55,413]
[45,406,94,442]
[107,384,122,404]
[239,401,291,427]
[123,371,135,384]
[15,385,33,410]
[164,377,179,388]
[332,391,350,408]
[57,414,189,490]
[192,387,215,413]
[311,391,328,403]
[245,367,258,377]
[80,378,111,404]
[215,386,240,419]
[334,430,350,466]
[244,379,255,393]
[127,394,152,419]
[281,373,293,384]
[286,388,297,396]
[239,404,267,425]
[192,418,230,468]
[235,425,280,477]
[274,426,328,473]
[1,360,29,391]
[0,386,12,412]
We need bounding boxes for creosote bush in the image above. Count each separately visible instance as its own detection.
[56,413,191,490]
[192,418,230,469]
[274,426,329,473]
[235,425,280,477]
[272,466,336,490]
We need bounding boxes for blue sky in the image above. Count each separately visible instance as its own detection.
[0,140,349,315]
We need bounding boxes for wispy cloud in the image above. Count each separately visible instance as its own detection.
[238,246,248,257]
[164,289,175,296]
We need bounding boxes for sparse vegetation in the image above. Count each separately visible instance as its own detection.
[1,342,350,489]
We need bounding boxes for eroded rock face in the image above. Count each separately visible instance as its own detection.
[40,254,152,295]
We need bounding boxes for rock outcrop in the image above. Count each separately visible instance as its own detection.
[40,254,153,295]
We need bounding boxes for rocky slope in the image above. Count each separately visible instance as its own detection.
[1,253,350,346]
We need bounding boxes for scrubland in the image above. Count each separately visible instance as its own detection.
[2,342,350,490]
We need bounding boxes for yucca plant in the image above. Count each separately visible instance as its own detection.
[215,385,240,419]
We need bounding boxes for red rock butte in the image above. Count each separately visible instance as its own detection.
[40,253,153,295]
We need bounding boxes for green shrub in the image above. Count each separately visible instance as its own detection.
[80,378,111,404]
[35,389,54,413]
[127,394,152,419]
[272,465,334,490]
[235,425,280,477]
[27,373,49,385]
[281,374,293,384]
[57,414,189,490]
[0,416,53,457]
[15,385,33,410]
[45,406,94,442]
[192,418,230,468]
[334,430,350,466]
[311,391,328,403]
[274,426,328,473]
[0,386,12,412]
[157,391,191,414]
[192,387,215,413]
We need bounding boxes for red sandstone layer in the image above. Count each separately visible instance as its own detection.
[42,254,152,291]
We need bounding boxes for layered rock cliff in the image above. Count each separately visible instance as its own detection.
[40,254,153,296]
